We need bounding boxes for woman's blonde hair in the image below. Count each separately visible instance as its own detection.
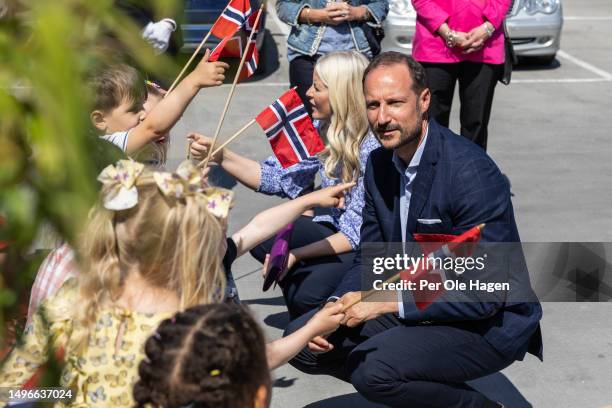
[68,169,226,352]
[315,51,370,183]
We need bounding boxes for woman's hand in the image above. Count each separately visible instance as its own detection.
[261,251,299,282]
[302,3,362,26]
[463,22,494,54]
[437,23,471,49]
[187,132,224,163]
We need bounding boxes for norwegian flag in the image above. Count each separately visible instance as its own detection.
[399,225,484,310]
[210,35,243,60]
[209,0,252,39]
[209,10,261,81]
[256,89,325,168]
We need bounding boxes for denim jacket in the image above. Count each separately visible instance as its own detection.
[276,0,389,56]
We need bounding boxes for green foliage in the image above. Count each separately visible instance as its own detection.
[0,0,178,379]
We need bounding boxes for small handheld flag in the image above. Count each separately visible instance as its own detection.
[255,88,325,168]
[342,224,486,312]
[210,0,252,39]
[209,12,261,81]
[400,224,485,310]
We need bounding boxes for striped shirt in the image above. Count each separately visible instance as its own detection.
[27,243,77,321]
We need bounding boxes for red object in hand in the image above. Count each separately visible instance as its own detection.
[400,224,484,310]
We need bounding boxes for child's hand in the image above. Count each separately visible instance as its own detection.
[308,335,334,354]
[306,182,356,209]
[192,49,229,87]
[306,302,345,338]
[187,132,224,162]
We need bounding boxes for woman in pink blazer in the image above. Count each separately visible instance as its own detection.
[411,0,511,150]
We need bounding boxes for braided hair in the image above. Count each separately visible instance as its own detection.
[133,303,271,408]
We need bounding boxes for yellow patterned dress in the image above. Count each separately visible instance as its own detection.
[0,279,171,407]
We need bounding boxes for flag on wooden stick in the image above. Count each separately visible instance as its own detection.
[209,0,252,39]
[255,88,325,168]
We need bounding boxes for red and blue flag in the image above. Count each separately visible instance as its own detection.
[209,0,252,39]
[210,10,261,81]
[255,88,325,168]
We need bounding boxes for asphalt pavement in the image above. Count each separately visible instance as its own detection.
[168,1,612,406]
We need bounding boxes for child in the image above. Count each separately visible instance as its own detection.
[135,80,170,167]
[133,302,345,408]
[0,159,352,406]
[90,49,227,157]
[25,80,174,321]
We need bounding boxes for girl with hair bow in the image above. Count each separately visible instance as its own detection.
[0,159,352,407]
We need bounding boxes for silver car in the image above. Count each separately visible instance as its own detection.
[382,0,563,64]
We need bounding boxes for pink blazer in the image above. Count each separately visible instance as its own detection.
[411,0,511,64]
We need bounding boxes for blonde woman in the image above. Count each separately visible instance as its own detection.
[0,160,351,406]
[189,51,380,319]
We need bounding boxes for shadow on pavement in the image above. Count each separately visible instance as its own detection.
[468,372,532,408]
[263,310,290,330]
[209,165,237,189]
[244,296,286,306]
[303,393,385,408]
[297,372,531,407]
[273,376,297,388]
[245,29,281,82]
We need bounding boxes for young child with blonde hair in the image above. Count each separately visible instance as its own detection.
[0,159,352,406]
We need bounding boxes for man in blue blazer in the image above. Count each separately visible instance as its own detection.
[284,52,543,408]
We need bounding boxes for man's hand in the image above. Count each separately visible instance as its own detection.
[192,49,229,87]
[339,292,398,327]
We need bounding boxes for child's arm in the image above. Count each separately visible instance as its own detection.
[0,308,51,388]
[125,49,229,153]
[188,134,262,190]
[266,302,345,370]
[231,182,355,258]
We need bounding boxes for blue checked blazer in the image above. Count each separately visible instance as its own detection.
[333,120,543,360]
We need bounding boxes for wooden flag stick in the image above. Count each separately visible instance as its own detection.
[201,6,264,169]
[342,223,486,312]
[171,32,214,159]
[197,118,256,168]
[168,31,213,95]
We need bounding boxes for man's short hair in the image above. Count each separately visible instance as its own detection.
[363,52,428,95]
[89,63,145,112]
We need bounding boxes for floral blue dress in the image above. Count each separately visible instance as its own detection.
[257,132,380,249]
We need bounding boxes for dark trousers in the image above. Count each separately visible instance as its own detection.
[289,55,319,117]
[422,62,503,151]
[250,216,355,319]
[285,311,514,408]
